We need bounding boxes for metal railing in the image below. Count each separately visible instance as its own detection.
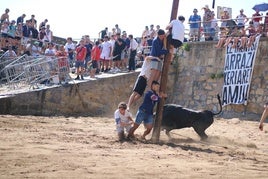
[0,55,70,92]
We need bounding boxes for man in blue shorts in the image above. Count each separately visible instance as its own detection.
[188,9,201,41]
[127,80,166,140]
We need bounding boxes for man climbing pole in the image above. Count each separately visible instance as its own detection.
[151,0,180,143]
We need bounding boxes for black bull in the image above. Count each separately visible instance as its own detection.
[161,94,222,140]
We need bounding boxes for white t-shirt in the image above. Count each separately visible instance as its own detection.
[3,50,17,58]
[43,29,52,42]
[31,45,41,57]
[170,19,185,42]
[100,41,112,60]
[45,48,56,56]
[114,109,132,125]
[64,42,75,52]
[129,39,138,51]
[236,14,247,25]
[211,18,218,29]
[139,58,151,79]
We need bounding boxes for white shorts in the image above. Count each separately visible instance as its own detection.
[100,54,111,60]
[116,125,132,133]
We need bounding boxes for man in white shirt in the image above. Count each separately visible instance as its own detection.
[166,15,185,62]
[236,9,248,29]
[3,46,17,59]
[43,24,53,42]
[100,35,112,72]
[128,34,138,72]
[127,56,160,110]
[64,37,75,67]
[166,15,185,49]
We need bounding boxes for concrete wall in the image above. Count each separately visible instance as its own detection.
[0,38,267,118]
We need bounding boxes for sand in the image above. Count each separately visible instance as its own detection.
[0,115,268,179]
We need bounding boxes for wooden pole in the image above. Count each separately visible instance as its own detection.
[151,0,180,143]
[212,0,215,9]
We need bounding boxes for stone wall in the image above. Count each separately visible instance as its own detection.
[0,38,267,118]
[171,38,268,118]
[0,74,138,117]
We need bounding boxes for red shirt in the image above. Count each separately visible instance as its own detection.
[91,46,101,61]
[56,51,68,68]
[253,12,262,22]
[265,16,268,24]
[76,46,87,61]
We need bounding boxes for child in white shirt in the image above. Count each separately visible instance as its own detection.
[114,102,134,141]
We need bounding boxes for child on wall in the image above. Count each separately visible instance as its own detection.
[90,41,101,78]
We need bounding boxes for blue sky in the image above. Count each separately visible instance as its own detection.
[1,0,266,40]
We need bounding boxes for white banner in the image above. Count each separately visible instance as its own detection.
[221,35,261,106]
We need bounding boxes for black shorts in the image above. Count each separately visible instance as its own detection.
[113,54,121,61]
[133,76,147,96]
[92,60,98,69]
[167,34,183,48]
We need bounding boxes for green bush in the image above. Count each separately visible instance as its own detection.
[182,43,190,51]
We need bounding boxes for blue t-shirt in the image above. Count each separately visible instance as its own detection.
[150,37,168,61]
[85,43,93,58]
[189,14,201,28]
[124,38,130,49]
[139,90,160,115]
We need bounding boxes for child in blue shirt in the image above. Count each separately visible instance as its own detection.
[128,80,166,140]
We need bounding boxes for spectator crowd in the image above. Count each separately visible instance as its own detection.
[0,5,268,81]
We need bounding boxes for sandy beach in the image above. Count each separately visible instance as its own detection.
[0,115,268,178]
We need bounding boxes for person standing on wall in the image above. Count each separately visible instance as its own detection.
[128,34,138,72]
[74,39,87,80]
[188,8,201,41]
[202,5,213,41]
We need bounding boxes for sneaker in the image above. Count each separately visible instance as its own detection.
[115,67,121,73]
[74,76,80,80]
[108,68,116,73]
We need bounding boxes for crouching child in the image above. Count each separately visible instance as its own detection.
[114,102,134,141]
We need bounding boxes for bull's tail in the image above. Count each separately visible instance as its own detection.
[212,94,222,116]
